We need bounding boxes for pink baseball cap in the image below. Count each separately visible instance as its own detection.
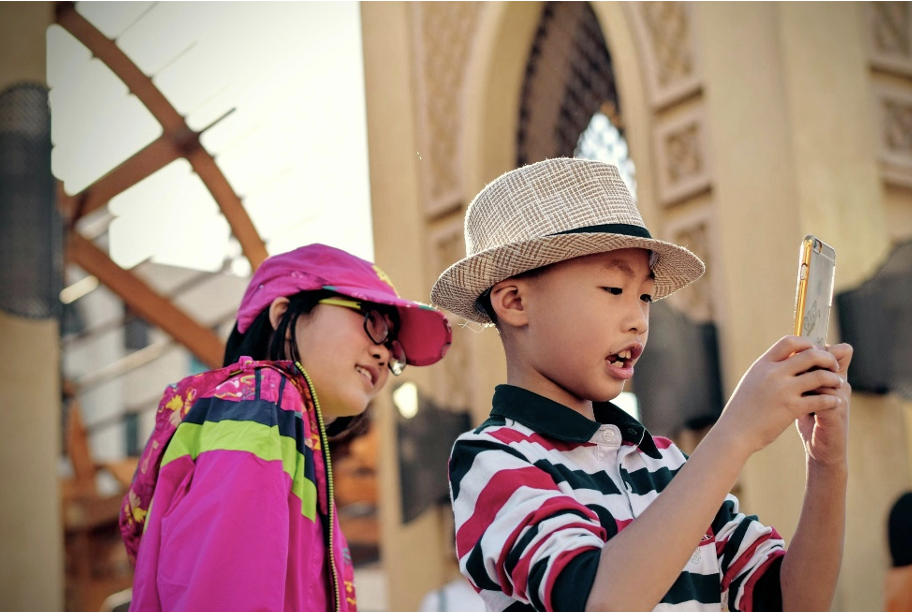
[236,243,452,367]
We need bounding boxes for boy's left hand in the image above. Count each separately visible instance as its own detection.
[796,343,852,467]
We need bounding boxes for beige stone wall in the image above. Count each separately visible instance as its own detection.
[0,4,64,612]
[360,5,452,611]
[361,2,912,611]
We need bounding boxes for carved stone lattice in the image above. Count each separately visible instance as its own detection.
[430,218,474,411]
[630,1,700,108]
[868,1,912,75]
[413,2,482,216]
[653,106,710,205]
[640,2,693,87]
[885,99,912,156]
[666,219,713,322]
[874,83,912,184]
[517,1,621,167]
[665,125,700,183]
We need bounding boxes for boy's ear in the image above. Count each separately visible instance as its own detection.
[267,297,291,331]
[489,279,529,328]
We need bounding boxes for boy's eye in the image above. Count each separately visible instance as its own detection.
[641,294,654,304]
[604,287,622,295]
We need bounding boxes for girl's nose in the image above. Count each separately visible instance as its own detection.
[371,342,390,366]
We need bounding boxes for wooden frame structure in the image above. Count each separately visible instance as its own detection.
[55,1,267,369]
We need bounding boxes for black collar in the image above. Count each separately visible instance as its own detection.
[490,385,661,459]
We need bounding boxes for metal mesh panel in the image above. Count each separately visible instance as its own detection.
[0,83,62,320]
[396,389,471,524]
[632,301,723,437]
[836,240,912,401]
[517,1,621,167]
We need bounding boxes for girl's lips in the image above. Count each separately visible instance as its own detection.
[355,365,377,387]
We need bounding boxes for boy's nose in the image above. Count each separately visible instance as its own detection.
[626,304,649,335]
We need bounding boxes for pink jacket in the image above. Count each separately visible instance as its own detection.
[121,357,357,612]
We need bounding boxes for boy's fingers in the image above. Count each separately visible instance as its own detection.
[768,335,816,361]
[786,347,840,376]
[798,369,843,393]
[800,393,842,415]
[826,343,854,372]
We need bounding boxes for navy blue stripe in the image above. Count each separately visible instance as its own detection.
[503,508,596,580]
[449,438,529,501]
[711,498,738,537]
[587,504,619,539]
[551,549,600,612]
[505,524,541,578]
[720,515,753,573]
[533,459,623,496]
[182,396,311,478]
[662,571,722,605]
[464,544,501,592]
[528,557,548,611]
[277,374,287,406]
[625,464,678,494]
[748,555,783,612]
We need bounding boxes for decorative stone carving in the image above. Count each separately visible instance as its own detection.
[411,2,482,218]
[662,208,715,322]
[653,105,711,205]
[625,1,701,109]
[867,2,912,76]
[428,215,474,410]
[874,82,912,186]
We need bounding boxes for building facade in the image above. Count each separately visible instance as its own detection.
[362,3,912,611]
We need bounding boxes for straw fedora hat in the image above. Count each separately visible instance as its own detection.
[430,158,705,323]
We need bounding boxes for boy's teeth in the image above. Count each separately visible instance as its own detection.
[355,366,371,382]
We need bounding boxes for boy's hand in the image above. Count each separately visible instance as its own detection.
[795,343,852,467]
[719,336,845,456]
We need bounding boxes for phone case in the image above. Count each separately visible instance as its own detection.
[793,235,836,349]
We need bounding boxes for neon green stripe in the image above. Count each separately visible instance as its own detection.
[162,420,317,521]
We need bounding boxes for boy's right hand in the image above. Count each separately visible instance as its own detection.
[717,336,844,456]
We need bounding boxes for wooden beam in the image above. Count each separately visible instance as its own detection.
[187,149,268,268]
[67,135,181,221]
[55,2,184,133]
[56,1,269,270]
[67,233,224,369]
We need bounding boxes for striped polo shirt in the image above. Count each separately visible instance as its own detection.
[448,385,784,612]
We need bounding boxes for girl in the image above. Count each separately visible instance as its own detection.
[120,243,452,612]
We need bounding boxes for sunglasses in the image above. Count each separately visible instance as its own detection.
[318,297,407,376]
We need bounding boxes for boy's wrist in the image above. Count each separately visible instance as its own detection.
[698,424,753,466]
[806,456,848,485]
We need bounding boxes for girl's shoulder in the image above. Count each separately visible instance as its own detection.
[215,357,315,414]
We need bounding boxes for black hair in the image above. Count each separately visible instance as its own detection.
[223,289,370,441]
[888,491,912,567]
[224,290,328,367]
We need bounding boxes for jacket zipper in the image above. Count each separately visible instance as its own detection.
[296,363,341,612]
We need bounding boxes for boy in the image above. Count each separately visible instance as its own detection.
[431,158,852,612]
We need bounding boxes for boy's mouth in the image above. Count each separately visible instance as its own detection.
[607,344,643,368]
[607,349,632,368]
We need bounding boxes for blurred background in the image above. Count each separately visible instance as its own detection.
[1,2,910,611]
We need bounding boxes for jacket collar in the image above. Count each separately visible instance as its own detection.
[490,384,661,459]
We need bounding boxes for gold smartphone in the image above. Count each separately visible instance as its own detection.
[793,235,836,349]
